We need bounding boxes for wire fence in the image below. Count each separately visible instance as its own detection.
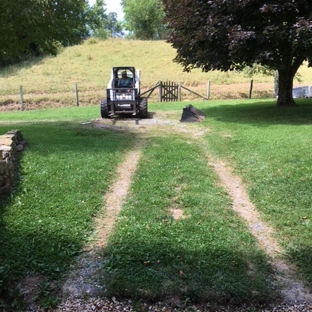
[0,80,275,111]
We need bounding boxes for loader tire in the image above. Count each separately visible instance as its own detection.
[138,97,148,118]
[100,99,109,118]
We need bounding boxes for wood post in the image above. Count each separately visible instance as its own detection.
[249,79,253,99]
[178,82,182,101]
[74,83,79,106]
[19,85,24,111]
[158,81,162,102]
[207,80,211,100]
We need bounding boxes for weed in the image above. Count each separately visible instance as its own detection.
[34,281,59,310]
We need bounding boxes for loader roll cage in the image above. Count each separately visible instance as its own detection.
[100,66,148,118]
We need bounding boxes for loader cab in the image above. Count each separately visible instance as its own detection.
[112,67,134,88]
[108,67,140,91]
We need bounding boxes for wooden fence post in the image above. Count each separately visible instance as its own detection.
[207,80,211,100]
[249,79,253,99]
[74,83,79,106]
[178,82,182,101]
[19,85,24,111]
[158,81,162,102]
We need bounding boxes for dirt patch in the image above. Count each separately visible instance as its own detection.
[14,275,44,307]
[171,208,185,220]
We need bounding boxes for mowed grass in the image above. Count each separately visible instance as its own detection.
[101,134,276,305]
[196,98,312,287]
[2,99,312,308]
[0,107,135,308]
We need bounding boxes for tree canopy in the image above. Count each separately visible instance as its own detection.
[162,0,312,107]
[0,0,87,64]
[86,0,108,39]
[85,0,123,38]
[106,12,124,37]
[0,0,125,65]
[122,0,167,40]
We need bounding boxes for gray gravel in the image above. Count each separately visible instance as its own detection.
[28,297,312,311]
[23,249,312,311]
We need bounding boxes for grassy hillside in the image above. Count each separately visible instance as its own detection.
[0,38,312,108]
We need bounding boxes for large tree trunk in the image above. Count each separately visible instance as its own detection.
[273,70,279,98]
[276,67,296,107]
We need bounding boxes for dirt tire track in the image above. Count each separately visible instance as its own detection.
[95,116,312,303]
[60,139,144,300]
[211,160,312,302]
[92,140,144,248]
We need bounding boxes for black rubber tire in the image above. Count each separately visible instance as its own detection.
[138,97,148,118]
[100,99,109,118]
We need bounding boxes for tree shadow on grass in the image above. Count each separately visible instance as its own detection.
[97,134,281,309]
[100,230,279,308]
[0,121,136,307]
[286,245,312,289]
[199,98,312,127]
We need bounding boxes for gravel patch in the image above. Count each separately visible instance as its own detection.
[27,297,312,311]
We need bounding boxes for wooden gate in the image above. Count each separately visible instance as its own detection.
[159,81,179,102]
[140,81,208,102]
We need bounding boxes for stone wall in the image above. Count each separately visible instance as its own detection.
[0,130,26,195]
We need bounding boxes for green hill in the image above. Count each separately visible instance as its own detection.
[0,38,311,109]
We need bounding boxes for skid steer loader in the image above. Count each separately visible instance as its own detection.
[100,66,148,118]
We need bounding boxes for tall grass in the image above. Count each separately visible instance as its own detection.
[0,39,270,95]
[0,38,312,106]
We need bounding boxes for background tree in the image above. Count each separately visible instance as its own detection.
[162,0,312,107]
[106,12,124,38]
[0,0,87,65]
[86,2,124,38]
[86,0,109,39]
[122,0,167,40]
[243,65,302,98]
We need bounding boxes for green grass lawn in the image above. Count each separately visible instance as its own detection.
[101,134,276,305]
[1,99,312,309]
[199,98,312,286]
[0,109,135,309]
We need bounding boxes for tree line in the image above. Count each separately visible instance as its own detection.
[0,0,165,66]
